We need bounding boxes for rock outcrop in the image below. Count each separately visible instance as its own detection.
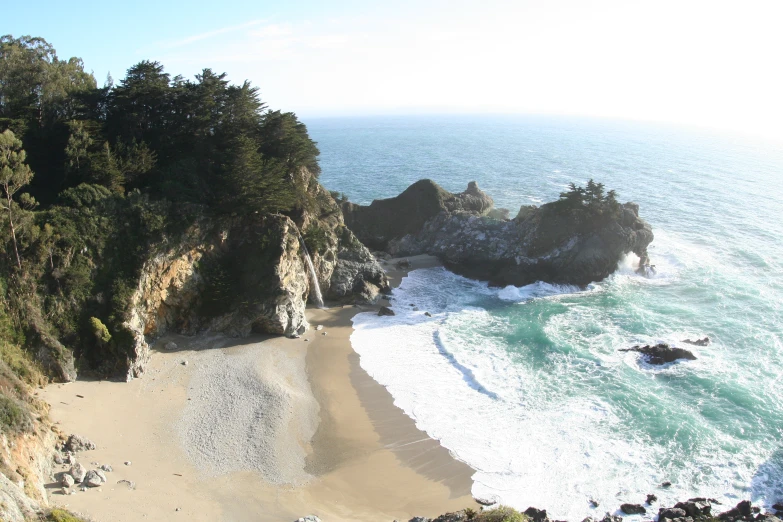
[344,180,653,287]
[341,179,494,251]
[620,343,697,365]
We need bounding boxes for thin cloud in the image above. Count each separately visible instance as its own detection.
[163,19,266,49]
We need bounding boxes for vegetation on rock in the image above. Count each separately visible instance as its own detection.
[0,34,323,379]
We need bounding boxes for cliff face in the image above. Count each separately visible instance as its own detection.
[346,181,654,287]
[122,177,389,380]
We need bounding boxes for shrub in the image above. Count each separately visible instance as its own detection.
[89,317,111,344]
[0,394,32,433]
[47,508,89,522]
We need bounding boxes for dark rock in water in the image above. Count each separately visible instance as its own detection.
[659,507,688,521]
[719,500,752,520]
[600,514,622,522]
[647,494,658,504]
[396,259,412,269]
[619,343,696,364]
[474,497,497,506]
[342,180,654,288]
[773,503,783,512]
[524,507,549,522]
[675,500,712,517]
[621,504,647,515]
[424,311,432,317]
[378,306,395,316]
[661,481,672,488]
[589,499,600,508]
[683,337,710,346]
[689,497,721,505]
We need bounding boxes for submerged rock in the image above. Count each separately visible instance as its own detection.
[378,306,395,317]
[619,343,696,364]
[682,337,710,346]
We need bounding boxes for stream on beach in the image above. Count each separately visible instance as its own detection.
[309,114,783,520]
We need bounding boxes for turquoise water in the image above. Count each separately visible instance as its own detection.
[309,115,783,518]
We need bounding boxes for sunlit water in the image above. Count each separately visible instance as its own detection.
[309,115,783,519]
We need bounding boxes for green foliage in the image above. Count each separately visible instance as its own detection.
[89,317,111,344]
[47,508,89,522]
[0,394,31,433]
[556,179,621,217]
[0,34,327,378]
[329,190,349,204]
[303,223,330,255]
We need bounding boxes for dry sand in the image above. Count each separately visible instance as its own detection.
[42,254,476,522]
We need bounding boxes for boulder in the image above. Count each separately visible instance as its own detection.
[164,342,178,351]
[619,344,696,364]
[64,434,96,452]
[647,494,658,504]
[658,508,687,521]
[675,500,711,517]
[524,507,549,522]
[69,462,87,483]
[60,473,75,488]
[621,504,646,515]
[378,306,395,317]
[294,517,322,522]
[682,337,710,346]
[600,514,622,522]
[83,470,105,488]
[719,500,752,520]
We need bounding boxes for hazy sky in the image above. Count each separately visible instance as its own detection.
[6,0,783,139]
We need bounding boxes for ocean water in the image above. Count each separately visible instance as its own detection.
[308,115,783,519]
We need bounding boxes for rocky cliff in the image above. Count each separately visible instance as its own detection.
[345,180,653,287]
[122,174,388,380]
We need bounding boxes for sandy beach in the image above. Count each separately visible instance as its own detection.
[42,255,475,521]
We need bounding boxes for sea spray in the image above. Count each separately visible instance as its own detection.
[299,236,324,308]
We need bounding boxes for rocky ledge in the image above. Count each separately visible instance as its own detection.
[342,180,653,287]
[410,498,782,522]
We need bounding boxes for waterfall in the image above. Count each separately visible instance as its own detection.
[298,236,325,308]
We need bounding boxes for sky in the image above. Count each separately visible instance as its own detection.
[5,0,783,140]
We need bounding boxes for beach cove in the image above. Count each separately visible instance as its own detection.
[42,256,474,522]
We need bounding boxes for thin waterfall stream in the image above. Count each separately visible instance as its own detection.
[299,236,325,308]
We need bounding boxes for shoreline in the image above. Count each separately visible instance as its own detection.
[41,255,476,521]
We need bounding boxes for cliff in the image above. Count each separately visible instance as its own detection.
[344,180,653,287]
[122,172,389,380]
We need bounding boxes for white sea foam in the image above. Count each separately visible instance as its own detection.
[351,267,780,519]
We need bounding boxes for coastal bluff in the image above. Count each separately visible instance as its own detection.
[342,179,654,287]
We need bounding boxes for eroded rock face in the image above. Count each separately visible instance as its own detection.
[341,180,494,251]
[355,181,655,288]
[123,214,313,380]
[326,227,389,302]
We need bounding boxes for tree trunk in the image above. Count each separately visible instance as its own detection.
[4,190,21,271]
